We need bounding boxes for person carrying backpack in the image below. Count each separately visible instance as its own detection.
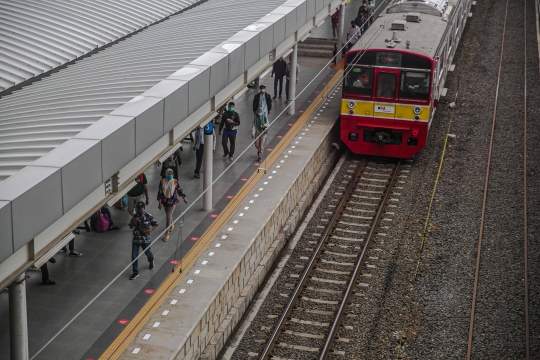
[127,173,149,216]
[158,147,182,179]
[157,168,188,241]
[219,101,240,160]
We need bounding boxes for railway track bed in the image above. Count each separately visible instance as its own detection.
[229,154,410,359]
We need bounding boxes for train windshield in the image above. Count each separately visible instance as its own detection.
[344,66,374,96]
[376,72,396,98]
[399,71,430,100]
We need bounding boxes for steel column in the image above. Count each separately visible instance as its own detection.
[338,4,345,61]
[9,274,29,360]
[203,132,213,211]
[287,43,298,115]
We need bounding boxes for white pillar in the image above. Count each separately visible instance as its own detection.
[9,274,29,360]
[338,4,345,61]
[287,43,298,115]
[203,132,213,211]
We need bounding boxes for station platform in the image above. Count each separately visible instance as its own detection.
[0,60,338,359]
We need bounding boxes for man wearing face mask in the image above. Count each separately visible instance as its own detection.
[219,101,240,160]
[252,84,272,119]
[129,202,158,280]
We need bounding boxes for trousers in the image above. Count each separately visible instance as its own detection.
[163,205,176,233]
[273,76,284,97]
[132,242,154,275]
[222,133,236,157]
[254,133,267,157]
[195,143,204,175]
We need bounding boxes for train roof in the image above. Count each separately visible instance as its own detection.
[350,0,460,59]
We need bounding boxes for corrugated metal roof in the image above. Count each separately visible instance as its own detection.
[0,0,288,182]
[0,0,203,92]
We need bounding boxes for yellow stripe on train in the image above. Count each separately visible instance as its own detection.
[341,99,430,122]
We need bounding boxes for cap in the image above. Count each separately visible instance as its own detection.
[136,201,146,209]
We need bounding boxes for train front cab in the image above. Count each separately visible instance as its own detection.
[340,50,435,158]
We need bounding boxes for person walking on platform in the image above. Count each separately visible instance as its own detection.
[355,13,367,34]
[331,8,340,40]
[285,60,300,105]
[40,258,57,285]
[127,173,149,215]
[129,202,158,280]
[157,168,188,242]
[219,101,240,160]
[253,84,272,118]
[347,21,361,50]
[252,107,270,163]
[271,56,287,100]
[158,146,182,179]
[193,124,216,177]
[358,0,369,19]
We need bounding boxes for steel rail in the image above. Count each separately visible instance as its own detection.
[258,157,368,360]
[523,0,530,357]
[466,0,510,358]
[320,160,401,360]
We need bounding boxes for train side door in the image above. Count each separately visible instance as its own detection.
[373,69,399,125]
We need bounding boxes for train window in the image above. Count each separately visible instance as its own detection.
[376,73,396,98]
[399,71,430,101]
[344,66,374,96]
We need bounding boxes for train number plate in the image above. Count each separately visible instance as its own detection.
[375,105,395,114]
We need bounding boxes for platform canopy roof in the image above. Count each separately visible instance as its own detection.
[0,0,291,183]
[0,0,202,92]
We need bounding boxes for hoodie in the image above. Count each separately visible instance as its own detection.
[252,110,270,136]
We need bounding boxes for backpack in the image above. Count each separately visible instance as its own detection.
[162,157,176,171]
[95,213,110,233]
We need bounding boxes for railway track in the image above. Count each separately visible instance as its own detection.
[467,0,530,358]
[258,157,401,360]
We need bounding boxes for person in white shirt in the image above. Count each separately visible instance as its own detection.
[347,21,361,51]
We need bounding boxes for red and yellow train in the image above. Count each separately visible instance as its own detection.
[341,0,473,158]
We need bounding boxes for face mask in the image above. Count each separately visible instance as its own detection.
[228,107,234,112]
[257,112,262,116]
[136,209,144,217]
[166,175,173,180]
[260,89,265,93]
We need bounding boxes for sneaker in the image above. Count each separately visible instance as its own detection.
[229,156,233,160]
[48,257,56,264]
[222,153,229,158]
[193,173,200,178]
[129,273,139,280]
[69,251,83,257]
[278,96,282,99]
[273,95,277,100]
[41,279,56,285]
[257,156,262,162]
[149,261,155,270]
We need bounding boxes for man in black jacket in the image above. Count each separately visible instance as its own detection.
[218,101,240,160]
[271,56,287,100]
[253,84,272,118]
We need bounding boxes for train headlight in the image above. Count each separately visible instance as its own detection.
[349,109,354,115]
[348,101,356,109]
[413,106,422,115]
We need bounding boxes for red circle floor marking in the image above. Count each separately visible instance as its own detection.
[266,148,273,152]
[190,236,200,241]
[287,123,293,126]
[316,91,320,93]
[240,178,248,181]
[226,195,234,199]
[210,214,219,218]
[277,135,284,138]
[144,289,155,294]
[299,110,304,113]
[254,162,260,166]
[308,100,312,103]
[170,259,180,265]
[118,319,129,325]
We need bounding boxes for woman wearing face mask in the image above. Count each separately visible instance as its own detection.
[252,107,270,162]
[157,168,188,241]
